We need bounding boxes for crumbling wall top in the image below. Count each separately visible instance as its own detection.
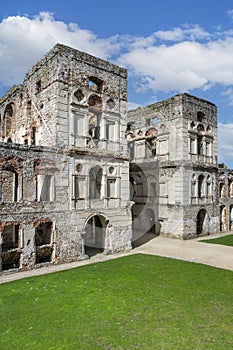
[0,85,23,104]
[127,93,217,124]
[24,43,127,81]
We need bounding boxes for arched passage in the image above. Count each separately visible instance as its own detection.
[196,209,207,235]
[84,214,108,257]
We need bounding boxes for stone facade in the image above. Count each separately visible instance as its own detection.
[0,44,131,272]
[127,93,219,240]
[218,166,233,231]
[0,43,230,273]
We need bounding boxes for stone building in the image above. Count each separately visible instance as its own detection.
[218,165,233,231]
[0,43,230,273]
[127,93,219,240]
[0,44,132,272]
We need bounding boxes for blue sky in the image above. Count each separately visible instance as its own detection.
[1,0,233,166]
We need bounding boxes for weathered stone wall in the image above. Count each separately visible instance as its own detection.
[0,44,131,273]
[128,93,218,239]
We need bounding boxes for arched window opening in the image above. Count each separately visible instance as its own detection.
[126,122,136,132]
[190,121,196,129]
[198,175,205,198]
[197,111,205,122]
[88,114,100,140]
[74,89,84,102]
[145,127,158,137]
[88,76,103,93]
[106,98,115,110]
[89,166,103,199]
[197,124,205,133]
[88,95,102,115]
[3,103,13,140]
[84,215,108,257]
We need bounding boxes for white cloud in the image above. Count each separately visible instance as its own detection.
[154,24,210,42]
[218,123,233,168]
[117,35,233,93]
[127,101,142,110]
[1,13,233,167]
[0,12,120,87]
[2,12,233,107]
[222,88,233,106]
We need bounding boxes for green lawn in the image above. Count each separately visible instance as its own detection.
[201,234,233,247]
[0,254,232,350]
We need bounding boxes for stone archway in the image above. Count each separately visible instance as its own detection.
[196,209,207,235]
[84,214,108,257]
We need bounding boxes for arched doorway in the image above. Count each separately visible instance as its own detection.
[84,214,108,257]
[196,209,207,235]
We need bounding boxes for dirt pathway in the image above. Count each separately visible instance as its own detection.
[0,233,232,284]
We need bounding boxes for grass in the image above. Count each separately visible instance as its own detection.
[201,234,233,247]
[0,254,232,350]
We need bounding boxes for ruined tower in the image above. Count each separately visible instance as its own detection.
[127,93,218,239]
[0,44,132,272]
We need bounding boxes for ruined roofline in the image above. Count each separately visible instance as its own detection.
[0,84,23,104]
[24,43,127,81]
[127,92,217,119]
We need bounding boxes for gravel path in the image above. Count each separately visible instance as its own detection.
[0,232,232,284]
